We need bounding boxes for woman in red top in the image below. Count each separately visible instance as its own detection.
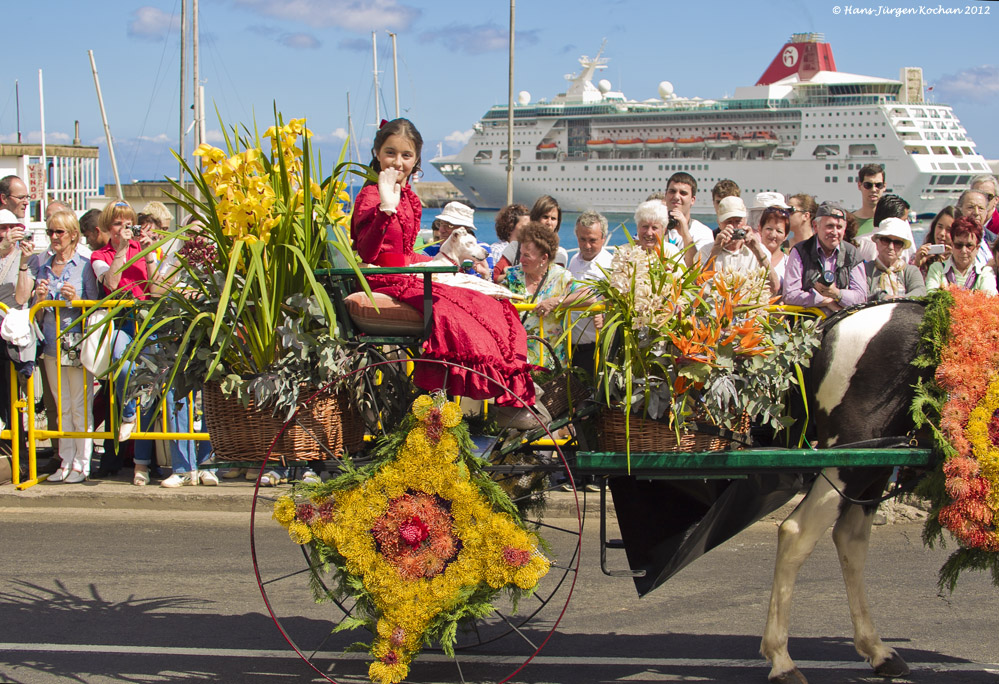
[350,119,536,410]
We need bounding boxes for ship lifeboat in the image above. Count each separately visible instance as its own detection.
[675,136,705,149]
[586,138,615,151]
[742,131,778,148]
[705,132,739,148]
[614,138,645,151]
[645,137,675,150]
[536,141,557,150]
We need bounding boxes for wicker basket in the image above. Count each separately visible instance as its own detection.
[203,384,365,461]
[529,336,592,419]
[596,407,747,453]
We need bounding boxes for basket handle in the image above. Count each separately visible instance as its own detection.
[526,334,563,374]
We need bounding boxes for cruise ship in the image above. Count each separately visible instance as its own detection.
[431,33,988,217]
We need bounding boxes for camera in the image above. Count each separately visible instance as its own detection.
[731,228,746,240]
[927,243,947,256]
[667,215,678,231]
[811,269,836,286]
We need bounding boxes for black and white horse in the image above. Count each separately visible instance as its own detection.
[761,300,928,683]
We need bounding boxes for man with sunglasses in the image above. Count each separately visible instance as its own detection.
[853,164,886,239]
[0,176,30,263]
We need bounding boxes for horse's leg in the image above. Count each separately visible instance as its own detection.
[761,471,844,684]
[831,498,911,678]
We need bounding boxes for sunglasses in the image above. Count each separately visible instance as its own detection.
[45,229,67,237]
[952,241,978,251]
[876,236,906,249]
[862,181,886,190]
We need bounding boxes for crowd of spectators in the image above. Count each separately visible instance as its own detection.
[4,163,997,489]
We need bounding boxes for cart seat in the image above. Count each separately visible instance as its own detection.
[344,291,423,336]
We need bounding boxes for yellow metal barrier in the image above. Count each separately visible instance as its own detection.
[6,300,207,490]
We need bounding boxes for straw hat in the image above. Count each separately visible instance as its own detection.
[716,196,747,224]
[871,217,913,251]
[437,202,476,231]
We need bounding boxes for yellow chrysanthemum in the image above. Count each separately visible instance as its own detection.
[440,402,463,428]
[411,395,434,419]
[273,496,296,526]
[287,520,313,545]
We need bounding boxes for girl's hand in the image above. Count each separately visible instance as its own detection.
[377,168,402,214]
[35,278,50,302]
[59,283,77,301]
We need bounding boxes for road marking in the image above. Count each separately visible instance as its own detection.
[0,643,996,673]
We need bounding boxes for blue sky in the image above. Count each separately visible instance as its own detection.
[2,0,996,187]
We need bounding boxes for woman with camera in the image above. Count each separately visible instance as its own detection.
[910,205,957,277]
[16,210,100,483]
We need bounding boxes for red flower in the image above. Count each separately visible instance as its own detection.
[381,650,399,665]
[399,515,429,548]
[502,546,531,567]
[296,503,317,523]
[425,408,444,443]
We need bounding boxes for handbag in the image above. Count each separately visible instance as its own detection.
[81,311,114,377]
[59,330,83,368]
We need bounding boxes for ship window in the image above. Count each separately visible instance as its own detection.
[938,175,957,185]
[825,177,830,183]
[957,175,971,185]
[833,177,838,183]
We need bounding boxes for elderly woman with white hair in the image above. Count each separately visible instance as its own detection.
[633,200,682,256]
[863,217,926,301]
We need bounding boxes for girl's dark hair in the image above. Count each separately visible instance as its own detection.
[494,203,529,242]
[369,118,423,179]
[844,212,859,247]
[519,221,560,261]
[530,195,562,232]
[924,205,960,245]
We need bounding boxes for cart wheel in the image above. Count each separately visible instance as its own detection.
[250,358,582,683]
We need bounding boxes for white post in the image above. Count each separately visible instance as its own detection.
[179,0,187,191]
[38,69,48,218]
[372,31,380,126]
[506,0,516,205]
[88,50,123,200]
[388,31,400,119]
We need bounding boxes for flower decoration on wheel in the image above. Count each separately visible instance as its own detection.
[273,393,550,684]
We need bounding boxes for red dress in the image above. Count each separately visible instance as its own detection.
[350,184,535,406]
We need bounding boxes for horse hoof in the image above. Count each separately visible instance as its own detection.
[873,652,910,678]
[769,668,808,684]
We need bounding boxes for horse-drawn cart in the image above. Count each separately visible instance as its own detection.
[243,265,949,684]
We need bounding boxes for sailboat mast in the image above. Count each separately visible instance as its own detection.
[179,0,187,189]
[387,31,399,119]
[372,31,380,126]
[506,0,516,205]
[192,0,200,151]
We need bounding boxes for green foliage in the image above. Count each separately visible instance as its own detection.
[102,109,370,420]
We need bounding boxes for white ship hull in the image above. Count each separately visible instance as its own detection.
[432,34,988,218]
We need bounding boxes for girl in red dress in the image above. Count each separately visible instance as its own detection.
[350,119,537,410]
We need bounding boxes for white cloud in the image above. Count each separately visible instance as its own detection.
[420,23,540,55]
[934,65,999,103]
[331,127,348,140]
[128,6,179,40]
[0,131,72,144]
[234,0,420,31]
[281,32,320,49]
[138,133,172,144]
[205,129,226,144]
[445,129,474,146]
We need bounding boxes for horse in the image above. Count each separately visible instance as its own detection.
[761,300,928,683]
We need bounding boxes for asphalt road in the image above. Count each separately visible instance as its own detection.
[1,496,997,684]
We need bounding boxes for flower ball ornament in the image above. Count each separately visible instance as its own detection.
[273,394,550,684]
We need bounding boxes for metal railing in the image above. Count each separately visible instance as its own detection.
[5,299,207,490]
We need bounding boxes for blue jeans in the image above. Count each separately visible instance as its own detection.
[113,326,213,474]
